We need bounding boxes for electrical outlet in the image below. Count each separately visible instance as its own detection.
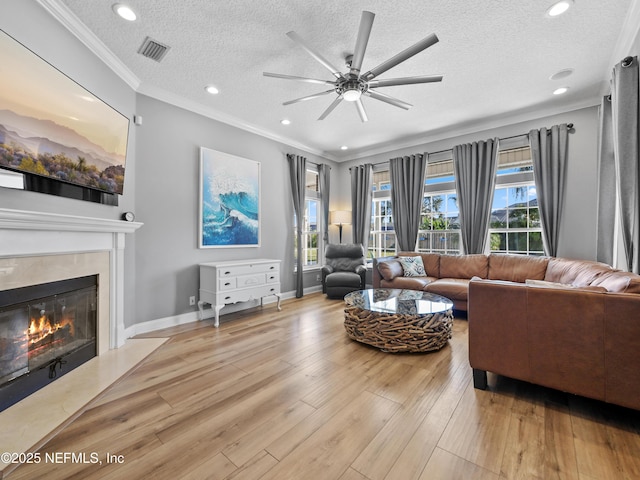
[316,274,321,281]
[189,295,196,306]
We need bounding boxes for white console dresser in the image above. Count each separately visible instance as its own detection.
[198,258,282,327]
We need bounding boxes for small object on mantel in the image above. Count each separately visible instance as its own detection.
[121,211,135,222]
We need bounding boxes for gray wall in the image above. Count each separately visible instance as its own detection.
[133,94,337,325]
[335,106,600,261]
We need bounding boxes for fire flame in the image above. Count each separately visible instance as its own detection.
[27,314,75,345]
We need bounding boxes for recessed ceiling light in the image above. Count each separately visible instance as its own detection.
[553,87,569,95]
[340,145,348,150]
[205,85,219,95]
[546,0,573,17]
[549,68,574,80]
[112,3,137,21]
[280,119,291,125]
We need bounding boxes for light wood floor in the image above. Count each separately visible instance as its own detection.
[7,292,640,480]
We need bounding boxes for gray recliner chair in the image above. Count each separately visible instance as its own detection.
[322,243,367,299]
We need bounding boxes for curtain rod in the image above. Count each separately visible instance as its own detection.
[367,123,574,166]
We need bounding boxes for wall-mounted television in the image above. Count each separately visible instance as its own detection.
[0,29,130,198]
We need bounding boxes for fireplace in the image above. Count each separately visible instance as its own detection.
[0,208,143,475]
[0,275,98,411]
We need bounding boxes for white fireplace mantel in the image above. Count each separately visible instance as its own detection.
[0,207,142,350]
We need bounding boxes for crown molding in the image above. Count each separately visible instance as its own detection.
[136,83,338,161]
[36,0,617,165]
[36,0,336,163]
[339,98,600,162]
[36,0,141,90]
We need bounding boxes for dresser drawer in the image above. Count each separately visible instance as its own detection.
[266,272,280,283]
[218,262,279,277]
[218,278,236,290]
[216,284,280,305]
[236,274,266,288]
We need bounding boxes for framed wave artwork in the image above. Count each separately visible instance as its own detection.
[199,147,261,248]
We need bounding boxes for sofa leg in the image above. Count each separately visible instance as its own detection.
[473,368,487,390]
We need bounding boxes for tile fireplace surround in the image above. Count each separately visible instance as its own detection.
[0,207,165,477]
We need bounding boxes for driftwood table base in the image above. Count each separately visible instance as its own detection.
[344,305,454,353]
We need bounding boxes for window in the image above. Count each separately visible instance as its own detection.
[294,168,323,268]
[418,157,461,254]
[369,198,396,259]
[489,185,542,254]
[368,145,541,258]
[489,146,543,255]
[418,191,461,254]
[369,170,395,259]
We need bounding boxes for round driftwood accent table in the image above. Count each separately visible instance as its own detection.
[344,289,454,353]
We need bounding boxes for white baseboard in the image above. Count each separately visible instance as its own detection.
[124,285,324,339]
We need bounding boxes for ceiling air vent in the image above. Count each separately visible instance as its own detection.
[137,36,171,62]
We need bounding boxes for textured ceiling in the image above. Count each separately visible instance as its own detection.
[52,0,636,161]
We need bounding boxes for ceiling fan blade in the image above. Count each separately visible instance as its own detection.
[364,90,412,110]
[368,74,443,88]
[362,33,439,81]
[263,72,336,86]
[318,96,343,120]
[350,11,375,77]
[286,31,344,80]
[283,89,335,106]
[355,98,368,122]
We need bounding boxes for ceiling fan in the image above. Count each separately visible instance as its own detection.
[263,11,443,122]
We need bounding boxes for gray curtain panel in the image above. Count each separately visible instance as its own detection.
[529,124,569,257]
[596,96,616,265]
[452,139,499,254]
[318,163,331,244]
[611,56,640,273]
[350,164,373,254]
[390,154,427,251]
[287,153,306,298]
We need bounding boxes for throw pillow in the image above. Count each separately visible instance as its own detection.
[398,256,426,277]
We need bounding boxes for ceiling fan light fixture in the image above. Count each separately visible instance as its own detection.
[343,88,362,102]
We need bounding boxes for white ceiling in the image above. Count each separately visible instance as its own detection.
[45,0,638,161]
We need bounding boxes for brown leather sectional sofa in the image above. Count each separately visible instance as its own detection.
[373,252,640,410]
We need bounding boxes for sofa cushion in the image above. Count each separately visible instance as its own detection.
[544,257,614,287]
[425,278,470,301]
[420,253,440,277]
[591,271,640,294]
[398,256,426,276]
[377,260,403,282]
[380,276,433,290]
[439,254,488,279]
[525,279,607,293]
[489,253,549,283]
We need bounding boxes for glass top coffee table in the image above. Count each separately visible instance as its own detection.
[343,288,454,353]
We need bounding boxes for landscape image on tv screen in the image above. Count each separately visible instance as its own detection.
[0,29,129,195]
